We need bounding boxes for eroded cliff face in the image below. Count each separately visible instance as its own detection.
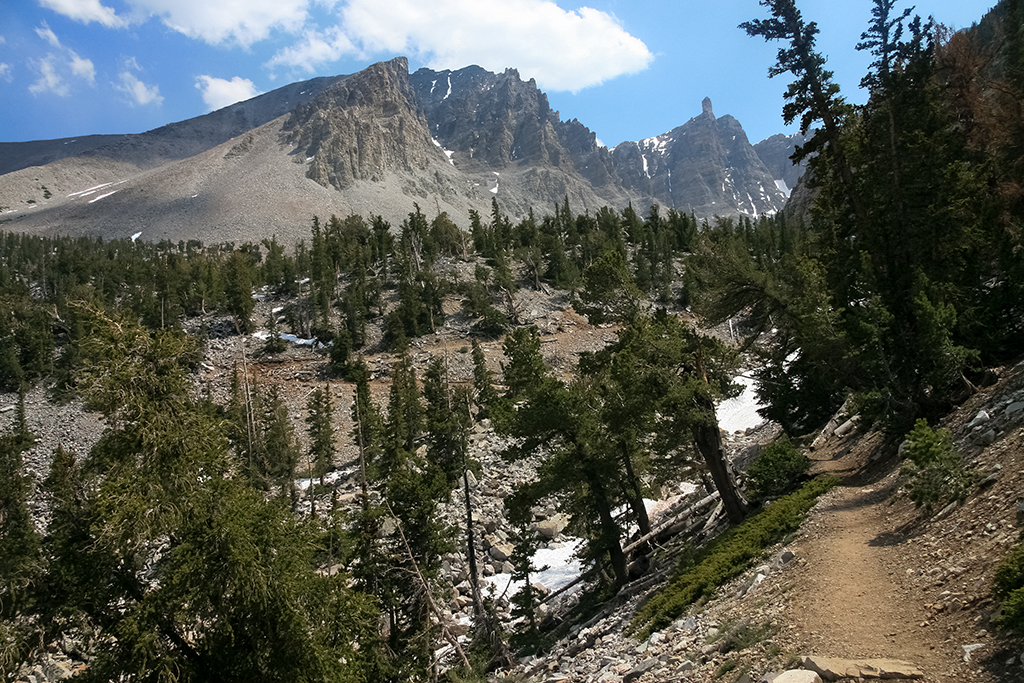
[286,57,441,190]
[1,58,804,246]
[410,66,623,198]
[753,132,809,197]
[610,98,788,218]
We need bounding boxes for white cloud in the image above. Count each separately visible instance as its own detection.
[29,56,68,96]
[130,0,310,47]
[116,59,163,105]
[266,25,355,72]
[195,75,262,111]
[39,0,128,28]
[0,63,13,83]
[69,51,96,84]
[269,0,652,91]
[117,72,163,105]
[36,24,63,48]
[29,25,97,95]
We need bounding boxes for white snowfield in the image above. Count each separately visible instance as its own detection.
[481,538,586,602]
[716,373,765,433]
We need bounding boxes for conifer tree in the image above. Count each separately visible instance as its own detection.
[0,430,40,673]
[495,327,630,586]
[306,386,335,489]
[44,306,385,681]
[471,339,499,420]
[224,249,256,334]
[263,384,300,502]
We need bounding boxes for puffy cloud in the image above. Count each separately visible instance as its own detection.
[0,63,11,82]
[270,0,652,91]
[130,0,310,47]
[116,59,163,106]
[39,0,128,28]
[265,25,355,72]
[29,56,68,96]
[69,51,96,84]
[195,75,262,111]
[29,25,96,95]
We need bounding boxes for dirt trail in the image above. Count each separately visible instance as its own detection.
[779,443,974,682]
[787,484,948,672]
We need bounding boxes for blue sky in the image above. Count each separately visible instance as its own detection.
[0,1,997,147]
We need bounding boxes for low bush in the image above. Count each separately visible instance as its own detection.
[900,419,973,511]
[629,476,837,638]
[994,540,1024,633]
[745,436,810,500]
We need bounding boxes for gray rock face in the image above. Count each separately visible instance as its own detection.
[286,58,437,190]
[409,64,630,211]
[2,59,799,246]
[752,132,808,196]
[609,99,788,218]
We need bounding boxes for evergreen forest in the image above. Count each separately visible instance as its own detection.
[2,1,1024,680]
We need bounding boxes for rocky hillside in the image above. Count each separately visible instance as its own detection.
[610,98,789,217]
[7,292,1023,683]
[1,59,800,246]
[753,132,808,197]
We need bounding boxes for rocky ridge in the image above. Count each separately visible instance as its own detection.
[610,97,788,218]
[2,60,802,246]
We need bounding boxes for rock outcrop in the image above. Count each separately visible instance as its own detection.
[610,97,788,217]
[287,58,439,190]
[1,60,803,245]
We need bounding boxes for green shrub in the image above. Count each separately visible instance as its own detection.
[746,436,810,500]
[629,476,837,638]
[900,419,973,510]
[994,541,1024,633]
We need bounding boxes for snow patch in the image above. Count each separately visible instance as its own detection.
[88,190,118,203]
[68,182,113,198]
[481,538,586,601]
[716,373,765,433]
[130,232,142,243]
[253,330,318,346]
[774,178,791,197]
[431,138,455,165]
[296,469,354,491]
[443,76,452,100]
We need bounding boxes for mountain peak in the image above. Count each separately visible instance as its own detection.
[702,97,714,118]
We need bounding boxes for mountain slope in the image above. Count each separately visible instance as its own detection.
[610,98,788,217]
[1,59,800,244]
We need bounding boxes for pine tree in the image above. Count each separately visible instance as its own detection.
[0,431,41,673]
[263,384,300,502]
[495,328,630,586]
[224,249,256,334]
[36,307,384,681]
[306,386,335,489]
[471,339,499,420]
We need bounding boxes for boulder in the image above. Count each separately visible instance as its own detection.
[489,543,514,562]
[621,657,660,683]
[772,672,822,683]
[802,656,923,680]
[536,513,570,540]
[967,410,990,428]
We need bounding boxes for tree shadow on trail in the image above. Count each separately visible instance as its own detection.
[973,642,1024,682]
